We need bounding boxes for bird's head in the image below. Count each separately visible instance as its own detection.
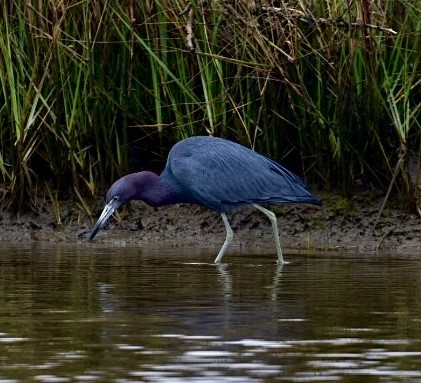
[88,174,138,242]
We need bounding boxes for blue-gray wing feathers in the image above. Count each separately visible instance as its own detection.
[163,136,320,212]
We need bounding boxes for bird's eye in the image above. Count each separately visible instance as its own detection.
[113,196,120,202]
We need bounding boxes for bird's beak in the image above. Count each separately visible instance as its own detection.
[88,198,122,241]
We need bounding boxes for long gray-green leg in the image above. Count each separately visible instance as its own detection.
[214,213,234,263]
[253,204,284,264]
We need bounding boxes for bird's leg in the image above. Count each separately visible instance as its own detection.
[214,213,234,263]
[253,204,284,264]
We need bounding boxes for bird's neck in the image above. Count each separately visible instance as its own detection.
[134,171,179,207]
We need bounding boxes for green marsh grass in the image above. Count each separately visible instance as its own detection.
[0,0,420,213]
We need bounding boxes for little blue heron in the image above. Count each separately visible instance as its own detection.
[88,136,321,263]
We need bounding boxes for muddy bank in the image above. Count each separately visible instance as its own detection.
[0,190,420,255]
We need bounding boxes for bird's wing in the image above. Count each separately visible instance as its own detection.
[165,137,318,211]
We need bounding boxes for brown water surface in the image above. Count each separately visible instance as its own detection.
[0,243,420,382]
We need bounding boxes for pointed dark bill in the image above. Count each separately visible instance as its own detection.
[88,197,123,241]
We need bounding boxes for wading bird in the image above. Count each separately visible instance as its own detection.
[88,136,321,263]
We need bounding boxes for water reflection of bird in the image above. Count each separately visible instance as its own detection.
[88,136,321,263]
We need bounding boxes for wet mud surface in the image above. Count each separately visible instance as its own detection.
[0,190,420,255]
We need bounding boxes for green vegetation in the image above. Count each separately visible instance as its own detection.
[324,195,355,218]
[1,0,420,213]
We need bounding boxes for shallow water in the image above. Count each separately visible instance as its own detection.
[0,243,420,382]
